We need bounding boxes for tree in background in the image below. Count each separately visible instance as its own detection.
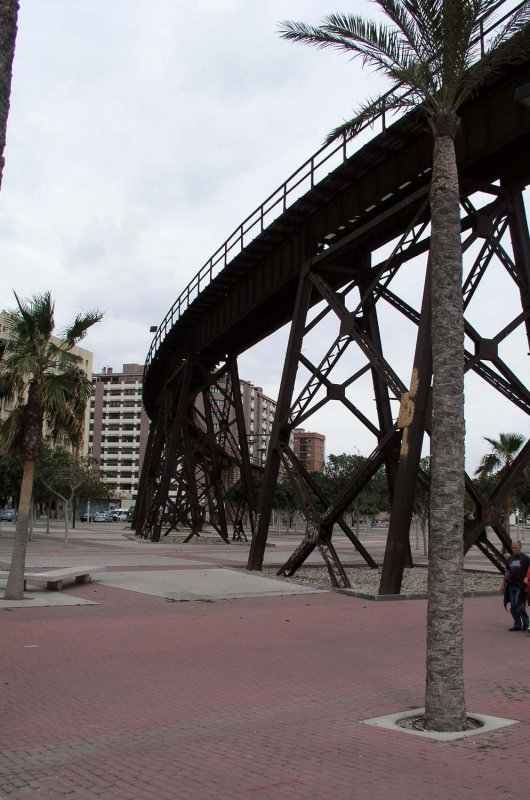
[34,446,110,546]
[475,432,525,528]
[0,0,19,190]
[0,292,102,599]
[279,0,530,731]
[317,453,389,531]
[413,456,430,555]
[0,448,21,507]
[514,465,530,528]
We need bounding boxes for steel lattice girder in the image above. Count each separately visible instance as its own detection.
[135,358,258,544]
[137,56,530,592]
[136,179,530,591]
[246,179,530,589]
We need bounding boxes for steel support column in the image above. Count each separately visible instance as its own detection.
[504,184,530,349]
[379,264,432,594]
[228,356,257,540]
[248,269,314,570]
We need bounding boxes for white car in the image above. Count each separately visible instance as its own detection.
[112,510,129,521]
[93,511,115,523]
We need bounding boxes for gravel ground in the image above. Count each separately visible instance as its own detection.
[261,565,502,595]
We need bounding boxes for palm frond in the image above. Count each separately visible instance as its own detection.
[0,369,21,404]
[487,1,530,53]
[475,451,501,477]
[377,0,440,62]
[3,351,41,380]
[477,432,525,477]
[62,309,103,346]
[280,16,415,79]
[42,370,92,411]
[451,4,530,108]
[498,432,525,454]
[44,368,92,450]
[1,291,102,457]
[12,291,55,342]
[325,90,416,144]
[280,1,514,121]
[0,405,26,455]
[47,341,81,370]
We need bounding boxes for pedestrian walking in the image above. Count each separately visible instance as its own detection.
[501,541,530,631]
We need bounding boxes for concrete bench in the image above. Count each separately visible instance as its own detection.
[0,566,104,591]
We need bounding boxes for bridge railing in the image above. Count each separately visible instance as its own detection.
[145,0,524,372]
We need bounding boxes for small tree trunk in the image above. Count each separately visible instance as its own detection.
[421,514,428,557]
[63,501,69,547]
[4,458,35,600]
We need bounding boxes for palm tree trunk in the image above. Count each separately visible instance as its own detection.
[0,0,19,190]
[425,119,466,731]
[4,458,34,600]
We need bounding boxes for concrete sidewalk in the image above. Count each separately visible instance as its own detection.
[1,525,528,799]
[0,524,325,607]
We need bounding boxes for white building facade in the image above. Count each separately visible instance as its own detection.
[89,364,149,504]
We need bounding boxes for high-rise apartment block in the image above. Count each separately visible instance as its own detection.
[89,364,149,503]
[87,365,325,505]
[195,379,277,466]
[293,428,326,472]
[239,381,276,466]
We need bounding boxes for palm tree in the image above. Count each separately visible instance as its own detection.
[475,432,525,526]
[279,1,530,731]
[0,0,20,190]
[0,292,102,599]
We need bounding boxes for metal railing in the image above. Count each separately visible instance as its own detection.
[145,0,525,372]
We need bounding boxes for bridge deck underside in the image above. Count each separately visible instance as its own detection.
[144,59,530,414]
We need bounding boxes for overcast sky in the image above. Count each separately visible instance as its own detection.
[1,0,528,470]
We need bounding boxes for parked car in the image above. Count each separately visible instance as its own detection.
[0,508,16,522]
[80,512,94,522]
[93,511,115,523]
[111,509,129,522]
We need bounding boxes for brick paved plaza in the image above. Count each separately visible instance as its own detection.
[1,523,528,799]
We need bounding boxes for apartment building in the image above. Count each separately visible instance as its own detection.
[293,428,326,472]
[0,310,93,454]
[240,381,276,466]
[89,364,149,504]
[88,368,326,506]
[200,378,277,467]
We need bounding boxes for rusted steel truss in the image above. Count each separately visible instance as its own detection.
[247,180,530,591]
[134,358,258,543]
[135,178,530,593]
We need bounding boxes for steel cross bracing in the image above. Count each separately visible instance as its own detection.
[134,176,530,591]
[135,358,259,544]
[135,32,530,592]
[245,179,530,591]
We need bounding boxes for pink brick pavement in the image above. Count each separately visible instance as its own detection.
[1,544,529,798]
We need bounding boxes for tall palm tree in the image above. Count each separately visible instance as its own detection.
[0,292,102,599]
[279,1,530,731]
[475,432,525,526]
[0,0,20,190]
